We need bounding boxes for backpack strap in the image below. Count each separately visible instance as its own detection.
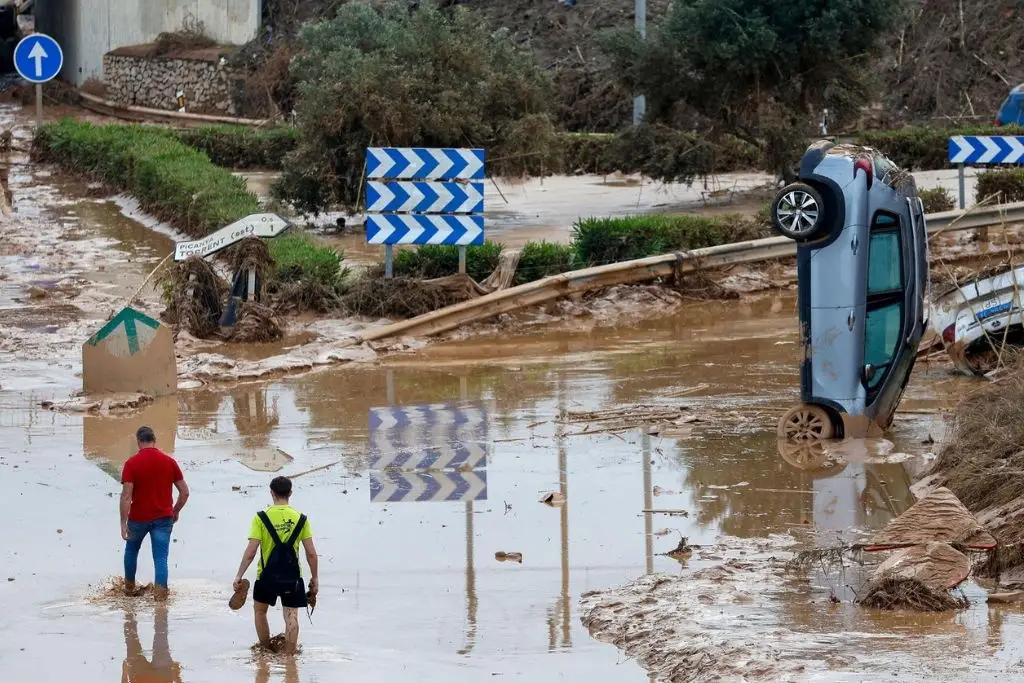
[257,511,285,547]
[285,514,307,546]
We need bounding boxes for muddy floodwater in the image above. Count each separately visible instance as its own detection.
[2,103,1022,682]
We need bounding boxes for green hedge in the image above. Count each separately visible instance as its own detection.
[856,126,1024,171]
[393,242,503,282]
[514,241,576,285]
[977,169,1024,204]
[172,126,299,170]
[33,120,339,289]
[572,214,764,267]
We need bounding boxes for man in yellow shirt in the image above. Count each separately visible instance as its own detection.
[232,476,319,655]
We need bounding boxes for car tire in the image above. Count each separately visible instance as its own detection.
[777,403,835,442]
[771,183,827,241]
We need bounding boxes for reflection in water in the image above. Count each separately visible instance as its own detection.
[253,657,299,683]
[230,386,291,472]
[547,420,571,651]
[121,606,181,683]
[458,501,478,656]
[85,396,178,481]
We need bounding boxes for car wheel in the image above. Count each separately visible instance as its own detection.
[771,183,826,241]
[777,404,835,442]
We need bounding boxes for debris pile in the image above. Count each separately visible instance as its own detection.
[859,575,969,612]
[341,275,482,319]
[228,302,284,343]
[557,404,700,436]
[227,236,274,303]
[160,255,226,338]
[927,369,1024,579]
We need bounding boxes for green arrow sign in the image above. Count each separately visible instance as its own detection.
[87,307,161,356]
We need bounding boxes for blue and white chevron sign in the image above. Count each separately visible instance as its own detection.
[366,181,484,214]
[369,402,487,471]
[366,147,485,180]
[949,136,1024,164]
[366,214,484,246]
[370,470,488,502]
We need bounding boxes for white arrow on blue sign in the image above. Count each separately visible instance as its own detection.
[369,470,488,503]
[366,147,485,180]
[949,135,1024,165]
[366,181,484,214]
[366,213,484,245]
[14,34,63,84]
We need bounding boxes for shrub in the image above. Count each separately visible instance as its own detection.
[269,233,344,286]
[571,214,765,267]
[514,241,575,285]
[173,126,299,169]
[392,242,503,282]
[918,187,956,214]
[976,169,1024,204]
[277,1,556,213]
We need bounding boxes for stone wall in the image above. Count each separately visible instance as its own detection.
[102,49,243,115]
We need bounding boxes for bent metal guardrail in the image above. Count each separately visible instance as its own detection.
[357,202,1024,344]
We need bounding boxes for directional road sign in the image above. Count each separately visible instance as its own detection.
[14,34,63,84]
[366,181,484,214]
[369,402,487,471]
[948,136,1024,165]
[370,470,488,503]
[174,213,291,261]
[86,307,162,357]
[366,214,484,246]
[366,147,485,180]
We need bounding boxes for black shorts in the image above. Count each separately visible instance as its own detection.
[253,578,307,609]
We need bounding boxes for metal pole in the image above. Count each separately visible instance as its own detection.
[559,416,570,647]
[632,0,646,127]
[35,84,42,119]
[642,431,653,575]
[385,244,394,278]
[458,246,467,275]
[385,368,395,404]
[958,164,966,210]
[247,268,257,302]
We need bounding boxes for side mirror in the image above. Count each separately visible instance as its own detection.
[863,364,876,382]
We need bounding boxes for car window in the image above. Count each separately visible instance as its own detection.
[867,215,902,295]
[864,302,902,388]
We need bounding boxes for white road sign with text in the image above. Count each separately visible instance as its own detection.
[173,213,290,261]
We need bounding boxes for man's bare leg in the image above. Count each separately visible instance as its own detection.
[282,607,299,655]
[254,602,271,649]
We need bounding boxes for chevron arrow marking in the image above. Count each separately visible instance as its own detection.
[948,136,969,164]
[366,148,485,179]
[366,214,484,245]
[978,137,1000,164]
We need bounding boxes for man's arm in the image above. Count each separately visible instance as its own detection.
[233,539,261,591]
[172,479,190,521]
[120,483,133,540]
[302,537,319,594]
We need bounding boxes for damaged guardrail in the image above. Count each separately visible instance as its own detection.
[358,202,1024,344]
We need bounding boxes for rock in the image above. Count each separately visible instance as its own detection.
[27,285,48,299]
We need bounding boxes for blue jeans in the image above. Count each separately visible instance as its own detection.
[124,517,174,587]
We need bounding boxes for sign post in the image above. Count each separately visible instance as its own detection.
[364,147,486,279]
[948,135,1024,209]
[14,34,64,119]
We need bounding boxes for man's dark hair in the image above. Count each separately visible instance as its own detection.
[136,426,156,444]
[270,476,293,499]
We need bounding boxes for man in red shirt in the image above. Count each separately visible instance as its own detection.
[120,426,190,600]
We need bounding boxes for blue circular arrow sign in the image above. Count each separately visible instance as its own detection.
[14,34,63,84]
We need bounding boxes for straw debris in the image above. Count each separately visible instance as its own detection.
[341,276,479,319]
[228,302,283,343]
[858,575,968,612]
[159,255,227,338]
[227,236,274,303]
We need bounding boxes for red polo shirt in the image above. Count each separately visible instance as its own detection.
[121,447,184,522]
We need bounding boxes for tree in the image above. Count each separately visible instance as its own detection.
[274,1,556,213]
[599,0,909,180]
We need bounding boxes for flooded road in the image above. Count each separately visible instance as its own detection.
[1,275,997,682]
[1,102,1020,683]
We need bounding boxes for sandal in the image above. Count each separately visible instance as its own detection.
[229,579,250,610]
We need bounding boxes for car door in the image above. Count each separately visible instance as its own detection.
[862,211,905,400]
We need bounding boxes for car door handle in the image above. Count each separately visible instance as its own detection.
[848,310,856,330]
